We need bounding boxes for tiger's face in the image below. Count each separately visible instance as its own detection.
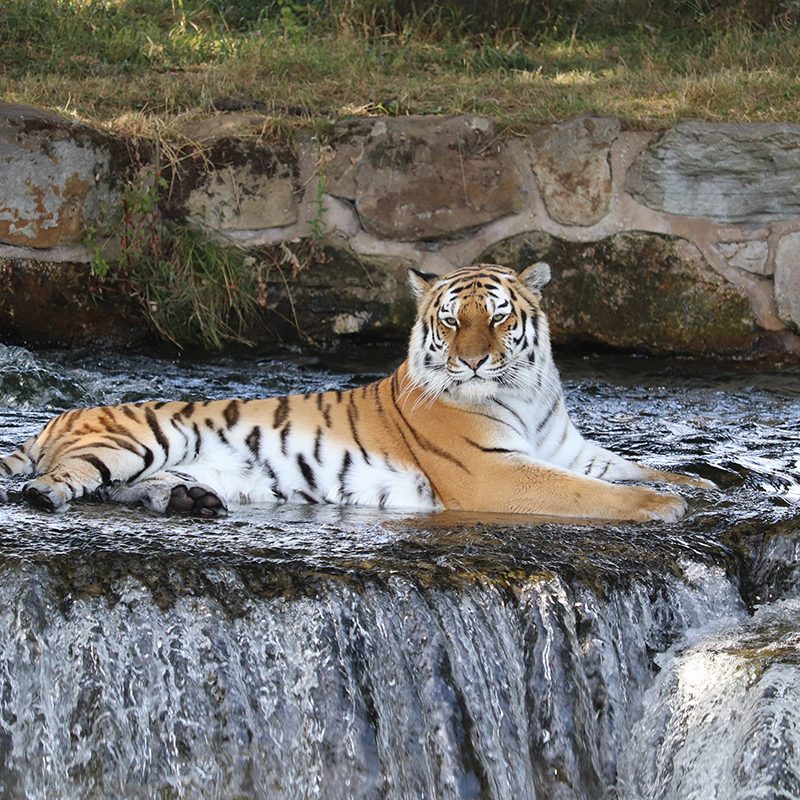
[407,262,552,404]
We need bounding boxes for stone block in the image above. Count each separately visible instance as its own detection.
[254,241,416,342]
[0,258,145,347]
[718,240,770,275]
[775,231,800,330]
[482,231,756,355]
[625,122,800,225]
[330,116,525,241]
[170,139,299,232]
[0,102,126,249]
[530,116,619,226]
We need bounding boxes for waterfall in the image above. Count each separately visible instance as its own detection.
[0,560,741,800]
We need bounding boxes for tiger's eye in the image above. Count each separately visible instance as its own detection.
[491,313,508,325]
[441,316,458,328]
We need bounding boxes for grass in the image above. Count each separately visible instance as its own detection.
[2,1,800,137]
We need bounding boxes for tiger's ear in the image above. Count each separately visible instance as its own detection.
[408,268,437,305]
[518,262,552,296]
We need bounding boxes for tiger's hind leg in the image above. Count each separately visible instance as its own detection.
[102,471,228,517]
[21,449,148,512]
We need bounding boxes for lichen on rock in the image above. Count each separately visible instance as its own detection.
[482,231,757,355]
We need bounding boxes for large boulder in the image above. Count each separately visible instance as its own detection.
[482,231,757,355]
[0,102,128,249]
[529,116,618,226]
[625,123,800,225]
[326,116,526,241]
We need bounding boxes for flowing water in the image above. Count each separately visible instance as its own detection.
[0,343,798,800]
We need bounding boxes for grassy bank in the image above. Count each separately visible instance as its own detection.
[2,0,800,136]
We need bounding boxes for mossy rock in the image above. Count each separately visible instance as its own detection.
[482,231,757,356]
[0,258,147,348]
[251,239,417,345]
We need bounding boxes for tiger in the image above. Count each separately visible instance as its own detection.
[0,262,712,522]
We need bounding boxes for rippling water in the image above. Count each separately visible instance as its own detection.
[0,343,798,799]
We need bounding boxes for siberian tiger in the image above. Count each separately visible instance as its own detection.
[0,262,711,521]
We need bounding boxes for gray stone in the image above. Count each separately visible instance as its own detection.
[343,116,525,241]
[775,231,800,330]
[530,116,619,226]
[625,122,800,224]
[325,119,373,200]
[254,240,416,342]
[718,240,770,275]
[0,102,125,249]
[172,139,299,232]
[482,231,756,355]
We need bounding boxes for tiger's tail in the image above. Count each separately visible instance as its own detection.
[0,438,37,477]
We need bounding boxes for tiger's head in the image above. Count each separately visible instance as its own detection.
[406,262,553,405]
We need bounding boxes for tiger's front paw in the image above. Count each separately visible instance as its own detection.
[636,489,687,522]
[167,484,227,518]
[23,479,70,512]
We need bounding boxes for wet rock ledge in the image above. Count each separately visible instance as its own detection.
[1,101,799,357]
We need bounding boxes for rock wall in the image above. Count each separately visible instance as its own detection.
[1,101,799,357]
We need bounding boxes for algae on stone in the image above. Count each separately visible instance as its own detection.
[482,231,756,355]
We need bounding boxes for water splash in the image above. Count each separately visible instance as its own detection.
[618,599,800,800]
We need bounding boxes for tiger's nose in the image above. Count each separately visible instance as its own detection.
[460,355,488,371]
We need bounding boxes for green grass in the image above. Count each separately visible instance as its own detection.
[2,0,800,135]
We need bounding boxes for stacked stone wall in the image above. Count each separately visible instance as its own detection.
[1,101,798,356]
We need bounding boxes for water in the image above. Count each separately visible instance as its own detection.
[0,343,798,799]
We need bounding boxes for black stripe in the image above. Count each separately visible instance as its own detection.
[462,437,520,455]
[273,396,289,429]
[121,405,139,421]
[223,399,241,429]
[89,437,140,455]
[216,429,230,446]
[313,427,323,464]
[298,491,318,504]
[389,373,470,474]
[346,404,370,463]
[536,396,560,434]
[297,453,317,491]
[262,457,286,501]
[0,461,12,475]
[373,381,386,416]
[245,426,261,458]
[192,423,201,457]
[79,454,111,484]
[152,401,168,410]
[338,451,352,500]
[129,444,155,482]
[145,407,170,456]
[492,398,530,436]
[280,422,291,456]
